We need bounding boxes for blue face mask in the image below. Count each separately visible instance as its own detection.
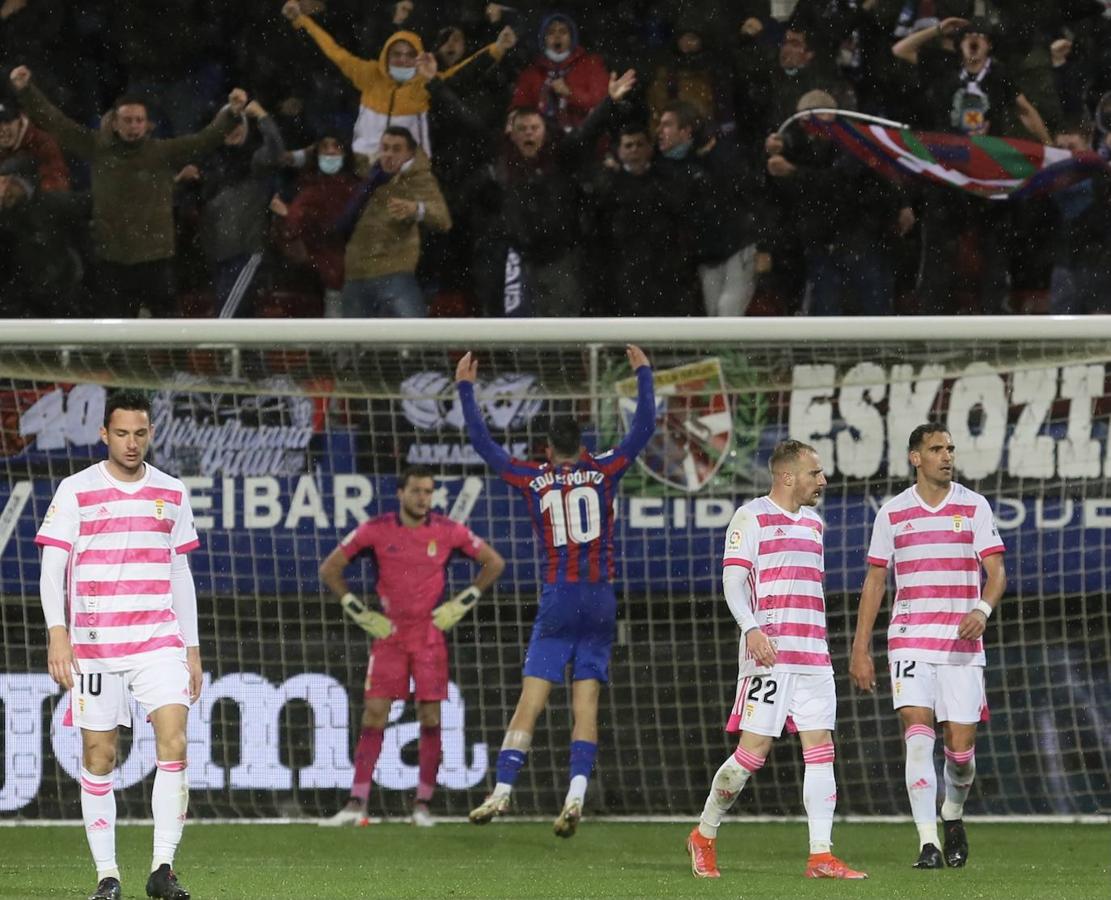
[389,65,416,82]
[545,48,571,63]
[318,154,343,175]
[662,141,691,160]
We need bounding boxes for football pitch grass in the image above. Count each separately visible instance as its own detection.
[0,821,1105,899]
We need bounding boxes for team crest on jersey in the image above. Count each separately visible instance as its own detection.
[427,540,437,557]
[154,498,165,520]
[952,515,963,532]
[615,358,732,492]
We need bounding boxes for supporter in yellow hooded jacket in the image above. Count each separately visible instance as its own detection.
[282,0,512,158]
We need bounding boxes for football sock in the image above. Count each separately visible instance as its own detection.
[350,727,384,806]
[81,768,119,881]
[698,745,765,839]
[151,760,188,872]
[802,742,836,854]
[565,740,597,806]
[493,750,527,796]
[941,746,976,820]
[904,725,940,847]
[417,725,441,804]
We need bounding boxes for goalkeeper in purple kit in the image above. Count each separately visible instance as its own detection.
[455,345,655,836]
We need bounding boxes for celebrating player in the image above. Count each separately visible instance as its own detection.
[688,440,867,881]
[318,465,505,827]
[36,391,201,900]
[455,344,655,837]
[850,422,1006,869]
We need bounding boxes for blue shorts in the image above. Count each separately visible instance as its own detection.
[523,583,617,684]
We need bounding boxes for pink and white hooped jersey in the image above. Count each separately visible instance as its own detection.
[723,496,832,675]
[35,462,200,674]
[867,482,1005,667]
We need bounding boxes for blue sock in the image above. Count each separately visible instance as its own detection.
[495,749,528,787]
[569,740,597,780]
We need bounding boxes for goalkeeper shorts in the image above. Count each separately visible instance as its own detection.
[364,632,448,701]
[523,583,617,684]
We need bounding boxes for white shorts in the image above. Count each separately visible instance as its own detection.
[729,670,837,737]
[890,660,986,725]
[71,656,191,732]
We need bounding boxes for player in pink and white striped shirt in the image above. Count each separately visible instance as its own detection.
[688,440,867,882]
[851,422,1006,871]
[36,391,200,900]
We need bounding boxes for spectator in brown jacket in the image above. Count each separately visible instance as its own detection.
[9,65,246,317]
[339,125,449,317]
[0,97,69,191]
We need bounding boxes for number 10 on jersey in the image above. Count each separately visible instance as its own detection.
[540,487,601,547]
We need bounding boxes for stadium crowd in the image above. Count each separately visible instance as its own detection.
[0,0,1109,319]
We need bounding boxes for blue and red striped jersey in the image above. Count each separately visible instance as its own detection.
[458,366,655,585]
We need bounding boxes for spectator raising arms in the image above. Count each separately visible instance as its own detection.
[282,0,515,158]
[10,66,246,318]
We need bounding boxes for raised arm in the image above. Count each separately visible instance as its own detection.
[1015,93,1051,145]
[160,88,246,170]
[283,1,377,90]
[891,17,967,65]
[455,351,513,474]
[612,343,656,460]
[439,26,516,81]
[849,564,889,692]
[247,101,287,173]
[561,70,637,161]
[11,68,96,160]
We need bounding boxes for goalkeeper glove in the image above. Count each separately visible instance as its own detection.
[340,593,394,639]
[432,586,481,632]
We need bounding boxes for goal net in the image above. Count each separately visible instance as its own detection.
[1,318,1108,820]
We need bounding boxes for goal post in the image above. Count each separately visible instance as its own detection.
[1,316,1108,820]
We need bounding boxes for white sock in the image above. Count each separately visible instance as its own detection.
[904,725,940,847]
[802,743,836,854]
[941,747,976,821]
[80,768,119,881]
[698,745,764,839]
[491,782,513,799]
[151,760,188,871]
[565,774,588,806]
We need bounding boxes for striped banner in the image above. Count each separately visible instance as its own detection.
[788,110,1109,200]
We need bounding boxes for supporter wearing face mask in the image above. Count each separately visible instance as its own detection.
[511,13,609,133]
[271,134,360,317]
[281,0,515,159]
